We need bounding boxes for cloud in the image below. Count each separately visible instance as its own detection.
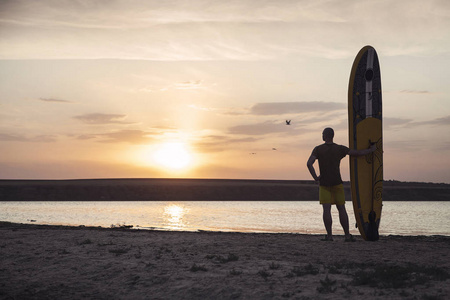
[249,102,346,115]
[193,135,259,153]
[2,0,449,60]
[76,130,155,144]
[74,113,134,125]
[386,115,450,128]
[39,97,72,103]
[29,135,57,143]
[75,134,96,141]
[0,133,56,143]
[98,130,153,144]
[228,120,305,136]
[385,140,425,152]
[0,160,166,180]
[223,102,346,116]
[0,133,27,142]
[398,90,432,94]
[222,107,251,116]
[129,79,208,93]
[188,104,215,112]
[384,116,450,129]
[384,117,413,129]
[435,141,450,152]
[174,80,203,90]
[413,115,450,126]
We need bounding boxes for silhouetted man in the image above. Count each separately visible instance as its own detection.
[307,127,375,241]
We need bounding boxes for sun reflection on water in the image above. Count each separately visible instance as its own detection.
[163,204,189,230]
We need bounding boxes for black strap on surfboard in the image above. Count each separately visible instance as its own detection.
[367,140,379,241]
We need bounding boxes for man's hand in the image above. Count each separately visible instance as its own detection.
[349,143,377,157]
[315,175,321,184]
[307,154,320,182]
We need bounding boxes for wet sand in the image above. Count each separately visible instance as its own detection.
[1,222,449,299]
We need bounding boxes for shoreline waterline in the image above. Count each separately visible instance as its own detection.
[1,200,449,236]
[1,221,449,239]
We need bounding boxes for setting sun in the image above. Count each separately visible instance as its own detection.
[153,142,192,170]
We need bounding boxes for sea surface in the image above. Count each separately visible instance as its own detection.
[1,201,449,236]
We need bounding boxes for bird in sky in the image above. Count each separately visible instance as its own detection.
[286,120,291,125]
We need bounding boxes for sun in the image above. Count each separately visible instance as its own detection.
[153,142,192,170]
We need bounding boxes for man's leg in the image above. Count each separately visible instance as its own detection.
[322,203,332,239]
[336,204,350,238]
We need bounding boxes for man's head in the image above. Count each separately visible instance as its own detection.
[322,127,334,142]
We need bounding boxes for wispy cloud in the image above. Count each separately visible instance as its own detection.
[76,130,154,144]
[228,120,305,136]
[223,102,346,117]
[398,90,432,94]
[174,80,203,90]
[130,80,206,93]
[75,134,96,141]
[385,140,426,152]
[0,133,28,142]
[98,130,154,144]
[385,115,450,129]
[249,102,345,115]
[74,113,134,125]
[2,0,448,60]
[38,97,72,103]
[413,115,450,126]
[384,117,413,129]
[193,135,259,153]
[0,133,56,143]
[435,141,450,152]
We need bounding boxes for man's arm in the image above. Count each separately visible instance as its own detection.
[307,154,320,182]
[348,144,377,157]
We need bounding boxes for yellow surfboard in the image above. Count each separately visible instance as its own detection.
[348,46,383,241]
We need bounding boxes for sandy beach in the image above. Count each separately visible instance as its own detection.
[1,222,449,299]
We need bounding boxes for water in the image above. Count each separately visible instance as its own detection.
[1,201,449,236]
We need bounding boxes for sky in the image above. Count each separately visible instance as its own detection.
[0,0,449,183]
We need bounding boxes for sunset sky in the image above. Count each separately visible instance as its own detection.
[1,0,449,183]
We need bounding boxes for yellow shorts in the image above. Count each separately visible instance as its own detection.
[319,184,345,205]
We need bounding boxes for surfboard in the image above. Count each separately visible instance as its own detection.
[348,45,383,241]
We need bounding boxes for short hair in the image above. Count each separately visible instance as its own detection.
[322,127,334,139]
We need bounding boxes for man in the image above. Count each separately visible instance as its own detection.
[307,127,376,241]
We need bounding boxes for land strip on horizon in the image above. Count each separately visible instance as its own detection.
[0,179,449,201]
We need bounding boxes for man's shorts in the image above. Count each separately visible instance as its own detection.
[319,184,345,205]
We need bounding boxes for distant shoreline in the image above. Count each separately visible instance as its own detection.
[1,178,449,201]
